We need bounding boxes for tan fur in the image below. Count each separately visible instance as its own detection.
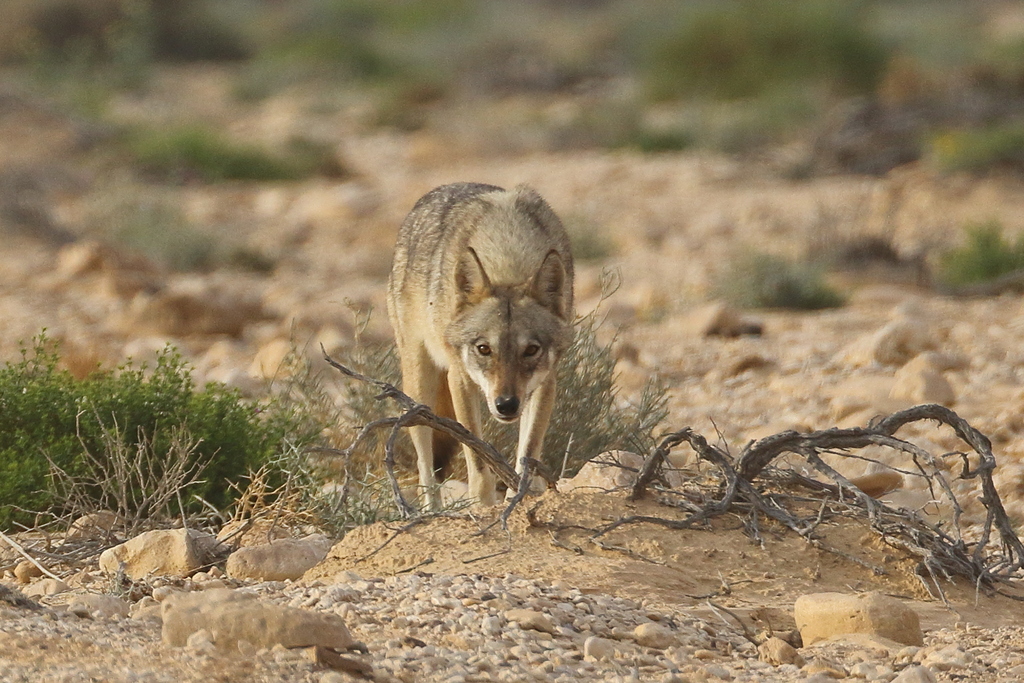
[387,183,574,508]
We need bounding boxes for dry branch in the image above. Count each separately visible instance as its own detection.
[626,403,1024,589]
[323,348,520,513]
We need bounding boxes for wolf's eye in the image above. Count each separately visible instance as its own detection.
[523,344,540,357]
[476,343,492,356]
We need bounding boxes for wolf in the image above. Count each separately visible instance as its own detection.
[387,182,574,509]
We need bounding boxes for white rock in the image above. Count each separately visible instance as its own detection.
[67,594,130,619]
[99,528,219,579]
[794,592,922,647]
[162,588,356,652]
[891,665,937,683]
[23,579,69,597]
[226,535,333,582]
[583,636,617,662]
[634,622,676,649]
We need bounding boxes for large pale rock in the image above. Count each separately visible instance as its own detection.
[226,535,333,582]
[558,451,686,493]
[248,338,293,379]
[558,451,643,492]
[685,301,762,338]
[633,621,676,649]
[890,353,956,405]
[162,588,357,652]
[758,636,805,667]
[99,528,219,579]
[794,592,922,647]
[583,636,617,662]
[23,578,69,597]
[68,594,130,619]
[123,276,266,337]
[892,665,937,683]
[504,608,557,635]
[841,318,934,367]
[67,511,122,540]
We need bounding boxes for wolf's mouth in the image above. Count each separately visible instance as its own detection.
[495,413,519,423]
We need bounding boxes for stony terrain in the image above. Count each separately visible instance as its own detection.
[4,66,1024,681]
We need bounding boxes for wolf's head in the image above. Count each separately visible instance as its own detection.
[445,246,572,422]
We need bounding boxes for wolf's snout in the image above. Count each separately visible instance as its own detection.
[495,396,520,418]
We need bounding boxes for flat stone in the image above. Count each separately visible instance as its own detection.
[504,608,556,635]
[634,622,676,649]
[226,535,332,582]
[162,588,356,652]
[794,592,922,647]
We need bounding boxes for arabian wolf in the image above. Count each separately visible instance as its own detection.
[387,182,574,509]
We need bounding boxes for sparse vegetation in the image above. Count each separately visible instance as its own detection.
[938,221,1024,288]
[0,336,314,530]
[639,0,888,101]
[716,250,845,310]
[127,125,327,183]
[929,126,1024,175]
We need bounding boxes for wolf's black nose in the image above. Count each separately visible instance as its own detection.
[495,396,520,417]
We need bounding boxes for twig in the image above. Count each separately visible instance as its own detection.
[323,349,521,492]
[0,530,63,582]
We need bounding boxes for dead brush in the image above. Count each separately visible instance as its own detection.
[46,418,211,541]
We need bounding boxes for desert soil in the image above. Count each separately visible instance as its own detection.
[3,66,1024,681]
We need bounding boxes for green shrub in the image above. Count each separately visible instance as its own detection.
[929,126,1024,174]
[938,222,1024,288]
[642,0,888,101]
[127,125,315,182]
[0,337,312,530]
[715,251,845,310]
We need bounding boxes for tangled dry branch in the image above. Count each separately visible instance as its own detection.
[324,351,1024,598]
[625,404,1024,596]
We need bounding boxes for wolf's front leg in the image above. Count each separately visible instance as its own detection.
[400,348,443,510]
[447,370,497,505]
[508,375,557,498]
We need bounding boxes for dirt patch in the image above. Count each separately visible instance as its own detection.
[309,490,1024,633]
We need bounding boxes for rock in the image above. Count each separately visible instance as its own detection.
[226,535,333,582]
[891,665,938,683]
[891,353,956,405]
[67,594,131,619]
[794,592,923,647]
[162,588,357,652]
[757,636,805,667]
[440,479,470,507]
[685,301,762,338]
[186,628,217,653]
[849,470,904,498]
[99,528,220,579]
[248,338,293,379]
[504,608,557,635]
[122,275,266,337]
[841,318,934,367]
[13,560,42,584]
[634,622,676,649]
[558,451,645,492]
[583,636,617,662]
[66,511,122,540]
[23,578,69,597]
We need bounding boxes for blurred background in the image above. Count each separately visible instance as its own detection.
[4,0,1024,171]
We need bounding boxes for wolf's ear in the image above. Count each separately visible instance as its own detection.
[530,249,567,318]
[513,184,560,231]
[456,246,492,304]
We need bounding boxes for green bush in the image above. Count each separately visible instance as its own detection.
[929,126,1024,174]
[642,0,889,101]
[128,125,320,182]
[0,337,312,530]
[715,251,845,310]
[938,222,1024,288]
